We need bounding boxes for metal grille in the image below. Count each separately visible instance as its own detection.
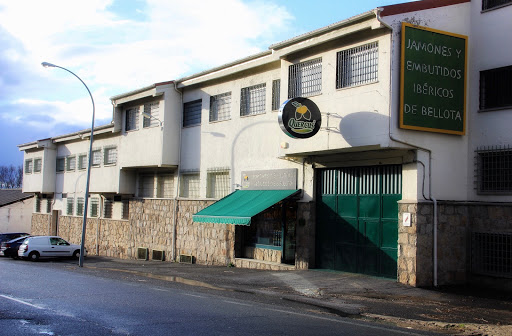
[90,198,99,217]
[34,196,41,213]
[210,92,231,122]
[479,65,512,110]
[103,198,113,218]
[180,173,200,198]
[382,165,402,194]
[126,107,139,131]
[56,157,65,172]
[475,146,512,194]
[272,79,281,110]
[482,0,512,10]
[46,197,52,213]
[104,147,117,165]
[288,57,322,98]
[34,158,42,173]
[183,100,202,127]
[139,175,155,198]
[25,159,33,174]
[206,171,230,198]
[76,197,84,216]
[92,150,102,167]
[472,232,512,278]
[122,200,129,219]
[143,102,160,128]
[78,154,87,170]
[337,42,378,89]
[157,174,175,198]
[66,198,74,216]
[66,156,76,171]
[240,83,266,116]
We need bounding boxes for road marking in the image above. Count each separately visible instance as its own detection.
[223,300,252,307]
[0,294,44,309]
[269,308,426,336]
[182,293,205,298]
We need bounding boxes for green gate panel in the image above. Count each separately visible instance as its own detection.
[361,219,380,247]
[337,195,358,217]
[382,194,401,219]
[381,219,399,249]
[359,195,380,219]
[335,243,358,273]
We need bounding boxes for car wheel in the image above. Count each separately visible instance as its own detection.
[28,251,40,261]
[73,250,81,259]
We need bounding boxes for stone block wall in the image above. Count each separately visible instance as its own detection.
[31,213,51,235]
[243,246,281,262]
[296,201,315,270]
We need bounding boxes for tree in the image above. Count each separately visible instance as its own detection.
[0,164,23,189]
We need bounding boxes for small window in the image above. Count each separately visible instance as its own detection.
[482,0,512,10]
[78,154,88,170]
[104,147,117,165]
[272,79,281,111]
[143,102,160,128]
[476,146,512,194]
[90,198,99,217]
[76,197,84,216]
[34,196,41,213]
[25,159,33,174]
[288,57,322,98]
[66,198,74,216]
[336,42,378,89]
[479,65,512,110]
[122,200,130,219]
[103,198,113,218]
[46,196,53,214]
[183,100,202,127]
[34,158,42,173]
[206,170,230,199]
[92,150,102,167]
[138,174,155,198]
[210,92,231,122]
[56,157,65,172]
[240,83,266,116]
[180,173,200,198]
[126,107,139,131]
[66,156,76,172]
[157,174,175,198]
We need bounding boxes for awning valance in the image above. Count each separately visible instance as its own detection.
[193,189,300,225]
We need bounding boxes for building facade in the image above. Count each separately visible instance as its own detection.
[19,0,512,288]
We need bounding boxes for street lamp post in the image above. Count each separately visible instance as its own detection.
[42,61,95,267]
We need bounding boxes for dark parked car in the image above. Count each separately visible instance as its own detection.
[0,235,31,258]
[0,232,30,245]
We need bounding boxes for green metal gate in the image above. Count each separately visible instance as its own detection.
[316,165,401,278]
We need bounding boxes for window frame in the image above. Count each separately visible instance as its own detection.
[179,173,200,198]
[206,170,230,199]
[272,79,281,111]
[76,197,84,216]
[91,149,102,167]
[209,92,232,122]
[104,146,117,166]
[66,155,76,172]
[33,158,42,173]
[125,106,139,132]
[482,0,512,11]
[143,101,160,128]
[336,41,379,89]
[90,197,100,217]
[66,198,74,216]
[56,157,65,173]
[475,146,512,194]
[288,57,322,99]
[183,99,202,127]
[240,83,267,117]
[479,65,512,111]
[25,159,33,174]
[78,154,88,170]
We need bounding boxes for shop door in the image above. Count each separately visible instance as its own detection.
[316,165,401,278]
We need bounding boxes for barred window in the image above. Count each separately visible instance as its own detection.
[476,146,512,194]
[90,198,99,217]
[122,200,130,219]
[241,83,266,116]
[210,92,231,122]
[34,158,42,173]
[76,197,84,216]
[480,65,512,110]
[66,198,74,216]
[103,198,113,218]
[34,196,41,213]
[482,0,512,10]
[126,107,139,131]
[139,174,155,198]
[180,173,200,198]
[183,100,202,127]
[207,170,230,199]
[157,174,175,198]
[78,154,87,170]
[25,159,33,174]
[56,157,65,172]
[288,58,322,98]
[337,42,378,89]
[272,79,281,111]
[46,196,53,214]
[92,149,102,167]
[66,156,76,172]
[143,102,160,128]
[104,147,117,165]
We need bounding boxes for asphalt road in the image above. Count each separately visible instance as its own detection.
[0,257,439,335]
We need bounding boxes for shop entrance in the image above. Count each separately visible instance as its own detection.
[316,165,401,278]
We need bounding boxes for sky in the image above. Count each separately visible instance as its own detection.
[0,0,416,167]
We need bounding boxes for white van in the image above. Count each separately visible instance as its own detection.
[18,236,86,261]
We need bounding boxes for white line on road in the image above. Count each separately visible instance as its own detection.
[0,294,44,310]
[223,300,252,307]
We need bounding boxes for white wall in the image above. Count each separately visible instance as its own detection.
[0,198,33,233]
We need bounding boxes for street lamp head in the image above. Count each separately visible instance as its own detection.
[41,62,57,68]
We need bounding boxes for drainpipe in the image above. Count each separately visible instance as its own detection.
[376,9,439,287]
[172,81,183,262]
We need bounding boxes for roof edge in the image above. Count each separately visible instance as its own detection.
[380,0,471,17]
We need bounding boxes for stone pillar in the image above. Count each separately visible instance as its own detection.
[296,201,315,270]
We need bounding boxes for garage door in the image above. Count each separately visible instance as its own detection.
[316,165,401,278]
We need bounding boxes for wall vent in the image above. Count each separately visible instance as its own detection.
[179,254,193,264]
[137,247,149,260]
[152,249,165,261]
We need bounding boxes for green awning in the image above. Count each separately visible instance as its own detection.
[193,189,300,225]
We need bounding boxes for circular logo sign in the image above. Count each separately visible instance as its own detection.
[278,97,321,139]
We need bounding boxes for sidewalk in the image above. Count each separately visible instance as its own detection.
[78,256,512,335]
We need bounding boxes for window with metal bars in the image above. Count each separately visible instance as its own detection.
[479,65,512,110]
[475,146,512,194]
[25,159,33,174]
[92,149,102,167]
[66,156,76,172]
[472,232,512,278]
[34,158,42,173]
[482,0,512,10]
[122,200,130,219]
[143,102,160,128]
[139,174,155,198]
[90,198,99,217]
[46,197,52,214]
[336,42,378,89]
[104,146,117,165]
[34,196,41,213]
[210,92,231,122]
[76,197,84,216]
[288,58,322,98]
[157,174,174,198]
[125,107,139,131]
[272,79,281,111]
[66,198,74,216]
[56,157,65,172]
[183,100,202,127]
[180,173,200,198]
[206,170,230,199]
[78,154,87,170]
[103,198,113,218]
[240,83,266,116]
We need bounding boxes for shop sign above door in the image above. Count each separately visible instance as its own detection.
[400,22,468,135]
[278,97,321,138]
[241,169,297,190]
